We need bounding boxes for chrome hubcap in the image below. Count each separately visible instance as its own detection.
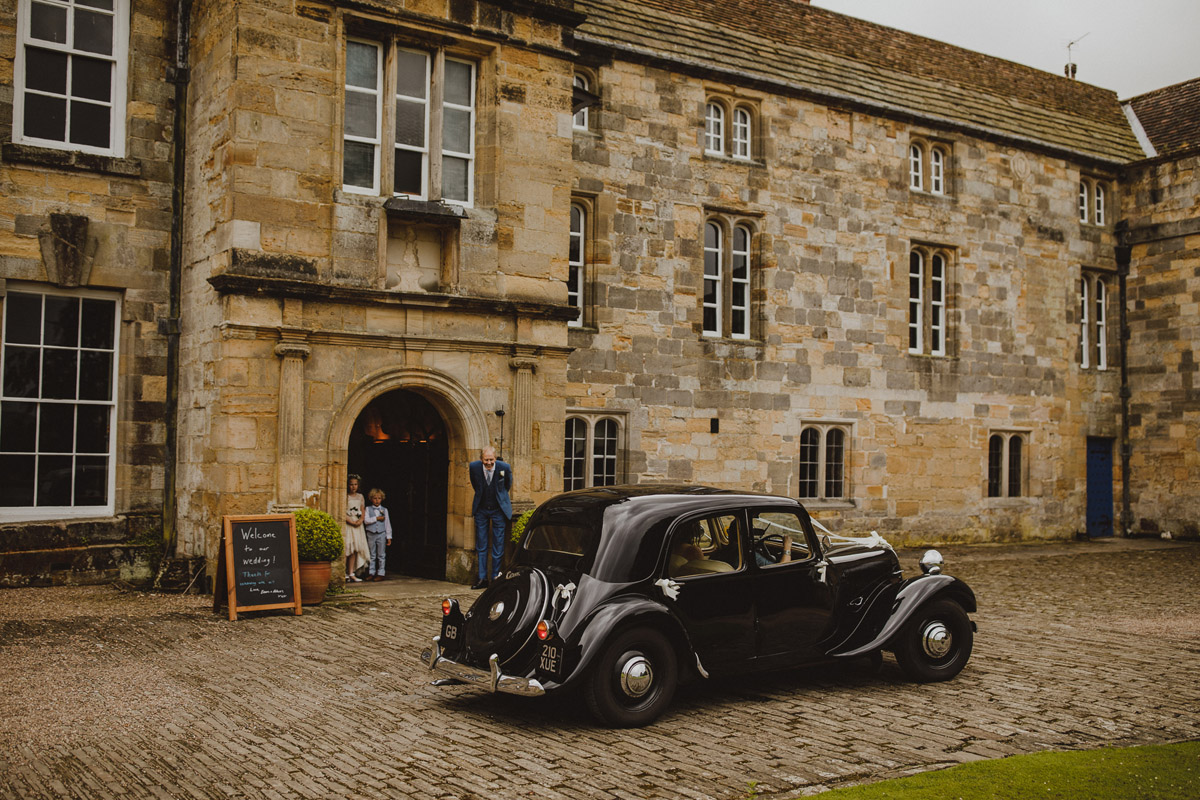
[921,621,952,659]
[618,655,654,698]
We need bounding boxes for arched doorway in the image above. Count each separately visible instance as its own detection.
[348,390,448,580]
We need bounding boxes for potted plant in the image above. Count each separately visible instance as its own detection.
[293,507,343,605]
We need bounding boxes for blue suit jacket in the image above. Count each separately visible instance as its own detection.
[470,459,513,518]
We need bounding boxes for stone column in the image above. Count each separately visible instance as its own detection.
[509,357,537,507]
[272,328,311,511]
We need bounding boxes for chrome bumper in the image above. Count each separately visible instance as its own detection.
[420,635,546,697]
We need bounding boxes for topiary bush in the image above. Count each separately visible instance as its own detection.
[293,507,344,562]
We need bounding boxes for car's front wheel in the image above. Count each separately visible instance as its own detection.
[892,598,973,682]
[584,627,678,727]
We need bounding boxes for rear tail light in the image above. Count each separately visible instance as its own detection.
[442,598,453,616]
[536,620,552,640]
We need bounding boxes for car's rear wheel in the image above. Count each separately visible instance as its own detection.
[892,598,973,682]
[584,627,678,728]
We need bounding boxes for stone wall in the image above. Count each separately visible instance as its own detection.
[568,57,1125,544]
[1122,152,1200,538]
[177,0,576,577]
[0,0,176,584]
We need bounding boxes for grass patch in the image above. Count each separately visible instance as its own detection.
[812,741,1200,799]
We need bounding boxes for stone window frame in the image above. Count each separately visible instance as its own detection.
[0,282,121,523]
[1079,270,1111,371]
[797,420,853,505]
[908,137,951,196]
[907,244,953,357]
[703,94,758,161]
[13,0,131,158]
[986,430,1029,500]
[563,412,626,491]
[702,215,756,340]
[1078,177,1110,226]
[567,198,591,328]
[572,72,590,131]
[340,29,481,207]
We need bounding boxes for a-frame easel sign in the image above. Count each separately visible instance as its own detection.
[213,514,302,621]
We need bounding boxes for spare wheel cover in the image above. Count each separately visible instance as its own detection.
[466,569,549,665]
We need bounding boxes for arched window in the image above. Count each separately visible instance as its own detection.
[909,247,950,356]
[564,418,587,491]
[987,432,1026,498]
[1078,181,1089,223]
[703,221,723,336]
[1094,183,1106,226]
[568,202,585,328]
[732,107,752,159]
[730,225,751,339]
[705,102,724,155]
[1079,272,1109,370]
[563,415,623,490]
[1079,277,1090,369]
[909,144,924,190]
[1094,278,1107,369]
[798,424,850,501]
[930,147,945,194]
[572,74,589,130]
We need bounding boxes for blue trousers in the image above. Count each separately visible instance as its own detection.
[474,507,507,581]
[366,531,388,576]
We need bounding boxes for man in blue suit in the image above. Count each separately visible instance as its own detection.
[469,446,513,589]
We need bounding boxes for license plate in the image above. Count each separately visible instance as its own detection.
[539,640,564,677]
[441,619,459,641]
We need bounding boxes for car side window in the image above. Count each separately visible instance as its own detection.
[750,510,812,567]
[668,514,744,578]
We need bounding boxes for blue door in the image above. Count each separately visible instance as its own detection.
[1086,437,1114,538]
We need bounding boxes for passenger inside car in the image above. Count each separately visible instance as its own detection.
[668,518,739,577]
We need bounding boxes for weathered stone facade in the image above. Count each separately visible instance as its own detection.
[1,0,1196,588]
[176,0,577,582]
[1121,80,1200,539]
[0,0,177,585]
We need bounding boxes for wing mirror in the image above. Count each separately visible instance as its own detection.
[919,549,944,575]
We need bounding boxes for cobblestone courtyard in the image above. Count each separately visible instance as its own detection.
[2,538,1198,799]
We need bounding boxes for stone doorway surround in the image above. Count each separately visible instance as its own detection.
[325,366,490,583]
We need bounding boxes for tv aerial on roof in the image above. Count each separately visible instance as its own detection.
[1065,32,1090,80]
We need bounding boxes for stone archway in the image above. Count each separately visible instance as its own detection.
[325,366,490,581]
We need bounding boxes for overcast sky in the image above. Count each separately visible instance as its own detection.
[809,0,1200,99]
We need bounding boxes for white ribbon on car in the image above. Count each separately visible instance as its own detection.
[654,578,681,600]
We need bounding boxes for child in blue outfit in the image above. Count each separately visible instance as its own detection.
[363,488,393,581]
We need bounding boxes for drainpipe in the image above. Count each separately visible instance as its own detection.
[155,0,193,586]
[1115,221,1132,537]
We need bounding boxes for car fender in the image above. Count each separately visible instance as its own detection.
[556,595,697,690]
[832,574,976,658]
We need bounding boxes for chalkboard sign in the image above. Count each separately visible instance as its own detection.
[214,514,302,620]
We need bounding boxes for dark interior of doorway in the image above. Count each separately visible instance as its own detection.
[348,390,448,580]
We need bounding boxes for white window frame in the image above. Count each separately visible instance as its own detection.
[1078,181,1089,223]
[1080,272,1109,371]
[909,247,949,356]
[343,38,385,196]
[0,283,120,522]
[568,202,586,328]
[1080,277,1090,369]
[730,224,751,340]
[930,147,945,194]
[703,221,723,337]
[572,73,589,130]
[909,144,924,191]
[798,422,851,502]
[704,102,725,155]
[13,0,130,157]
[563,414,624,491]
[1095,278,1107,370]
[341,38,476,207]
[732,107,752,160]
[1094,183,1106,226]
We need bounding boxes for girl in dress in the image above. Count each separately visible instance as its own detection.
[343,474,369,582]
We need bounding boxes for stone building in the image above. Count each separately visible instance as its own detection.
[0,0,179,584]
[1121,78,1200,539]
[1,0,1195,587]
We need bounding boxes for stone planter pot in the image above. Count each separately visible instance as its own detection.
[298,560,332,605]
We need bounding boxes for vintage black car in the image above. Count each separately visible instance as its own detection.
[420,485,976,727]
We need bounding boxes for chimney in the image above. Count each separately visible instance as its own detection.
[1064,62,1077,80]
